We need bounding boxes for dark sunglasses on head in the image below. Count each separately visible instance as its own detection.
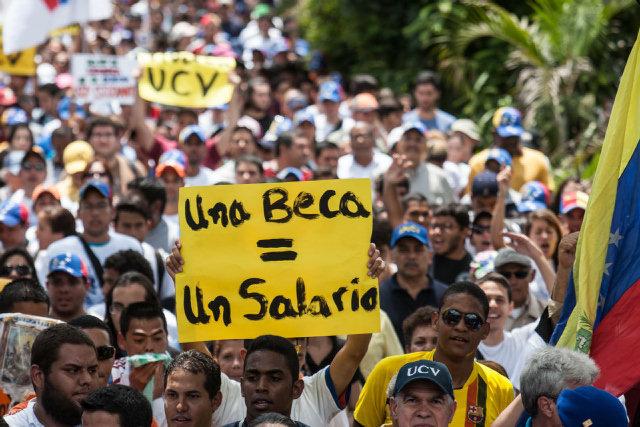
[441,308,484,331]
[498,270,529,279]
[96,345,115,361]
[0,265,31,277]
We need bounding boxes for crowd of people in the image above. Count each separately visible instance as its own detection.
[0,0,630,426]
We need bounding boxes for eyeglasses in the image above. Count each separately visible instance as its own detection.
[0,265,31,277]
[21,163,45,172]
[497,270,530,279]
[96,345,115,361]
[472,225,491,234]
[441,308,484,331]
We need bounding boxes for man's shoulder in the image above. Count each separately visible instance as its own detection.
[436,109,457,124]
[475,360,514,391]
[430,276,449,296]
[47,235,81,251]
[521,147,550,163]
[469,149,490,167]
[108,231,143,249]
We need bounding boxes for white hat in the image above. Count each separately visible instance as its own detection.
[451,118,480,141]
[170,22,197,43]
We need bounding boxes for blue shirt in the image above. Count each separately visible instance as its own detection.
[402,108,457,132]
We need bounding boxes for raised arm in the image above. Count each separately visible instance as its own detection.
[329,244,384,396]
[550,232,579,322]
[214,76,245,157]
[490,166,511,250]
[382,154,413,228]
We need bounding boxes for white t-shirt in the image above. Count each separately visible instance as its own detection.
[39,232,143,307]
[184,166,216,187]
[478,321,539,390]
[211,160,236,184]
[212,367,343,427]
[4,399,44,427]
[337,151,392,182]
[141,242,175,301]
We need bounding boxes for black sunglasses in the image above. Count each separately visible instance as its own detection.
[498,270,529,279]
[96,345,115,361]
[441,308,484,331]
[0,265,31,277]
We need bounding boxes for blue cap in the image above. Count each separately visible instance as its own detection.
[179,125,207,144]
[471,171,499,197]
[516,181,549,213]
[557,386,627,427]
[159,149,187,168]
[390,222,430,248]
[493,107,524,138]
[293,109,315,127]
[1,107,28,125]
[2,150,25,175]
[277,167,304,181]
[0,200,29,227]
[401,121,427,136]
[393,360,454,399]
[48,253,88,279]
[485,148,512,167]
[319,81,341,103]
[79,180,111,200]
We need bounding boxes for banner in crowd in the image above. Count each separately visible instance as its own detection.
[551,30,640,397]
[0,31,35,76]
[1,0,113,54]
[175,179,379,342]
[137,52,235,108]
[72,54,137,104]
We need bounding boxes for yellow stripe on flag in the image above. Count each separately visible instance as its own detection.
[557,30,640,351]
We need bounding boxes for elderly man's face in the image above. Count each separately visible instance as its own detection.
[390,381,456,427]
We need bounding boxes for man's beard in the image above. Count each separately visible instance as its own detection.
[40,376,83,426]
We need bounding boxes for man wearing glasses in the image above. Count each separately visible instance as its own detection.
[68,315,116,387]
[354,281,514,426]
[39,180,143,308]
[494,247,546,331]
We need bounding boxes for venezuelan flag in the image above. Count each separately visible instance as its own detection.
[551,30,640,397]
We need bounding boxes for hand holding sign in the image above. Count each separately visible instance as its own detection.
[174,179,381,342]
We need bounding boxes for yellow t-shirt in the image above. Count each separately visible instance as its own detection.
[354,350,514,427]
[467,147,553,193]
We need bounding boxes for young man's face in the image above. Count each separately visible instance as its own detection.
[89,125,119,159]
[316,147,339,173]
[164,368,222,427]
[81,327,115,388]
[495,263,533,308]
[0,223,27,250]
[120,317,167,355]
[428,215,468,258]
[235,161,263,185]
[46,272,88,319]
[111,283,148,334]
[229,129,257,159]
[403,200,430,230]
[217,340,245,382]
[241,350,303,421]
[182,136,206,167]
[160,169,184,202]
[397,130,427,166]
[414,83,439,111]
[470,217,493,253]
[479,281,512,333]
[78,190,112,239]
[434,293,489,361]
[19,156,46,193]
[115,210,150,243]
[32,343,98,425]
[284,136,312,169]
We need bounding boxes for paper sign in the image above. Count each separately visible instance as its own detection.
[0,31,35,76]
[176,179,379,342]
[72,54,137,104]
[138,51,235,108]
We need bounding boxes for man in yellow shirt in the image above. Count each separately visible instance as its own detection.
[467,107,552,193]
[354,281,514,426]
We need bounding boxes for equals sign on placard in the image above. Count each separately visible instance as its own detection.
[257,238,298,262]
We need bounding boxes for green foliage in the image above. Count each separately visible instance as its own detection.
[299,0,640,168]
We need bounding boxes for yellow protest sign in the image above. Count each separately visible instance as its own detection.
[0,31,35,76]
[176,179,379,342]
[138,52,235,108]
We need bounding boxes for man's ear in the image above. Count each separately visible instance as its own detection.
[431,310,440,330]
[480,321,490,340]
[537,395,555,418]
[31,365,44,392]
[529,269,536,282]
[292,378,304,400]
[211,390,222,411]
[389,396,399,419]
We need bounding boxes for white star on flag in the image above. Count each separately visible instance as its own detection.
[609,229,623,247]
[604,262,613,276]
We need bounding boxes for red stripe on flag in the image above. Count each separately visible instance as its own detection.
[42,0,59,11]
[592,278,640,396]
